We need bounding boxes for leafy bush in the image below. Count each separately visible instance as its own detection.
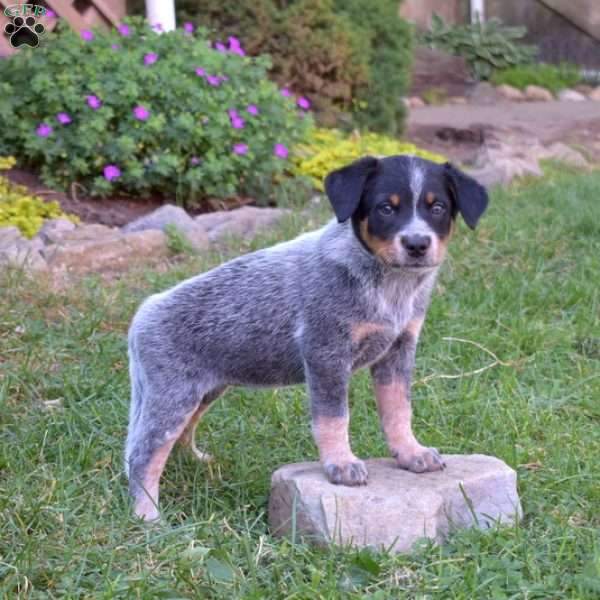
[422,14,537,80]
[291,129,446,190]
[0,157,79,238]
[491,63,582,95]
[177,0,412,134]
[0,17,311,205]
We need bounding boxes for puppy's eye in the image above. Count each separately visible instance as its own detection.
[431,202,446,216]
[378,203,394,216]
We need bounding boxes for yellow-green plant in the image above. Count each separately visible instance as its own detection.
[0,156,79,238]
[291,129,446,190]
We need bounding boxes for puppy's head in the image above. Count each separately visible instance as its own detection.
[325,155,489,270]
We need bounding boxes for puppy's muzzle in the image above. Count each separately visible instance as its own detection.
[401,234,431,259]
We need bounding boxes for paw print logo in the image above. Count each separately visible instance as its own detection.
[4,16,46,48]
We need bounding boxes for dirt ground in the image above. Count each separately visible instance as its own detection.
[4,100,599,226]
[408,99,600,164]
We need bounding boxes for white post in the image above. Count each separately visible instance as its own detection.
[470,0,485,23]
[146,0,176,32]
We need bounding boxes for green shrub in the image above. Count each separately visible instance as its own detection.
[291,128,445,191]
[422,13,537,80]
[176,0,412,134]
[0,156,79,238]
[491,63,582,95]
[0,17,311,205]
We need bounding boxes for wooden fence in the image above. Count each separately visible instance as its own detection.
[1,0,126,55]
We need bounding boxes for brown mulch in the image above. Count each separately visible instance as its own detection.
[4,168,256,227]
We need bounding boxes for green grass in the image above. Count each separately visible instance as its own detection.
[1,168,600,598]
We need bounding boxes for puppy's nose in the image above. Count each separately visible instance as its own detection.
[401,234,431,257]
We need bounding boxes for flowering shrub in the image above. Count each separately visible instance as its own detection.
[0,157,79,238]
[0,18,312,205]
[292,129,446,190]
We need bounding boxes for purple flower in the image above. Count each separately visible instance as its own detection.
[233,143,248,155]
[117,23,131,36]
[228,36,245,56]
[195,67,206,77]
[36,123,53,137]
[228,108,238,119]
[144,52,158,66]
[80,29,94,41]
[246,104,259,116]
[231,117,245,129]
[273,143,289,159]
[56,112,72,125]
[215,42,226,52]
[297,96,310,110]
[103,164,121,181]
[151,23,163,32]
[190,156,202,166]
[86,95,102,109]
[219,75,229,82]
[46,9,56,18]
[206,75,220,86]
[133,105,150,121]
[111,43,121,50]
[281,88,292,97]
[184,22,194,34]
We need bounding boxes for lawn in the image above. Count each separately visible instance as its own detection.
[1,167,600,598]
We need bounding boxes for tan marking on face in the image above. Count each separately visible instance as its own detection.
[425,192,436,206]
[134,407,196,521]
[433,219,455,263]
[405,316,424,339]
[390,194,401,207]
[374,381,421,453]
[351,321,390,343]
[359,218,398,265]
[312,415,355,464]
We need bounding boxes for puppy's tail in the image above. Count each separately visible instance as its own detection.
[124,332,144,477]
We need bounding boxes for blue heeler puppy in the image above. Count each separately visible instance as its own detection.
[125,156,489,520]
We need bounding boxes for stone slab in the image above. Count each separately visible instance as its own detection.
[269,455,521,553]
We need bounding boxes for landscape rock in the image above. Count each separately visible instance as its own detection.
[0,236,47,271]
[195,206,289,242]
[408,96,426,109]
[121,204,209,251]
[524,85,554,102]
[468,82,500,105]
[496,84,525,102]
[269,455,522,553]
[558,89,587,102]
[44,229,168,274]
[0,226,24,249]
[589,87,600,101]
[35,218,76,244]
[447,96,468,105]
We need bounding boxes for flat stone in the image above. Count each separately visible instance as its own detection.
[0,226,24,249]
[269,455,522,553]
[44,229,167,273]
[558,89,587,102]
[0,238,47,271]
[35,218,76,244]
[122,204,194,234]
[408,96,426,109]
[48,223,117,243]
[524,85,554,102]
[195,206,289,242]
[496,84,525,102]
[589,87,600,101]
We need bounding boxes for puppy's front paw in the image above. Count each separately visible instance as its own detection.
[323,458,368,486]
[393,445,446,473]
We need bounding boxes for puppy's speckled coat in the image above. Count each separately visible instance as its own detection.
[125,156,489,520]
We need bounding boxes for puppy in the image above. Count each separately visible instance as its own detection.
[125,155,489,520]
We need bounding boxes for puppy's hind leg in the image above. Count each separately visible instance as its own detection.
[178,385,227,463]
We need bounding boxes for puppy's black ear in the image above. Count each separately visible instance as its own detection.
[444,162,489,230]
[325,156,379,223]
